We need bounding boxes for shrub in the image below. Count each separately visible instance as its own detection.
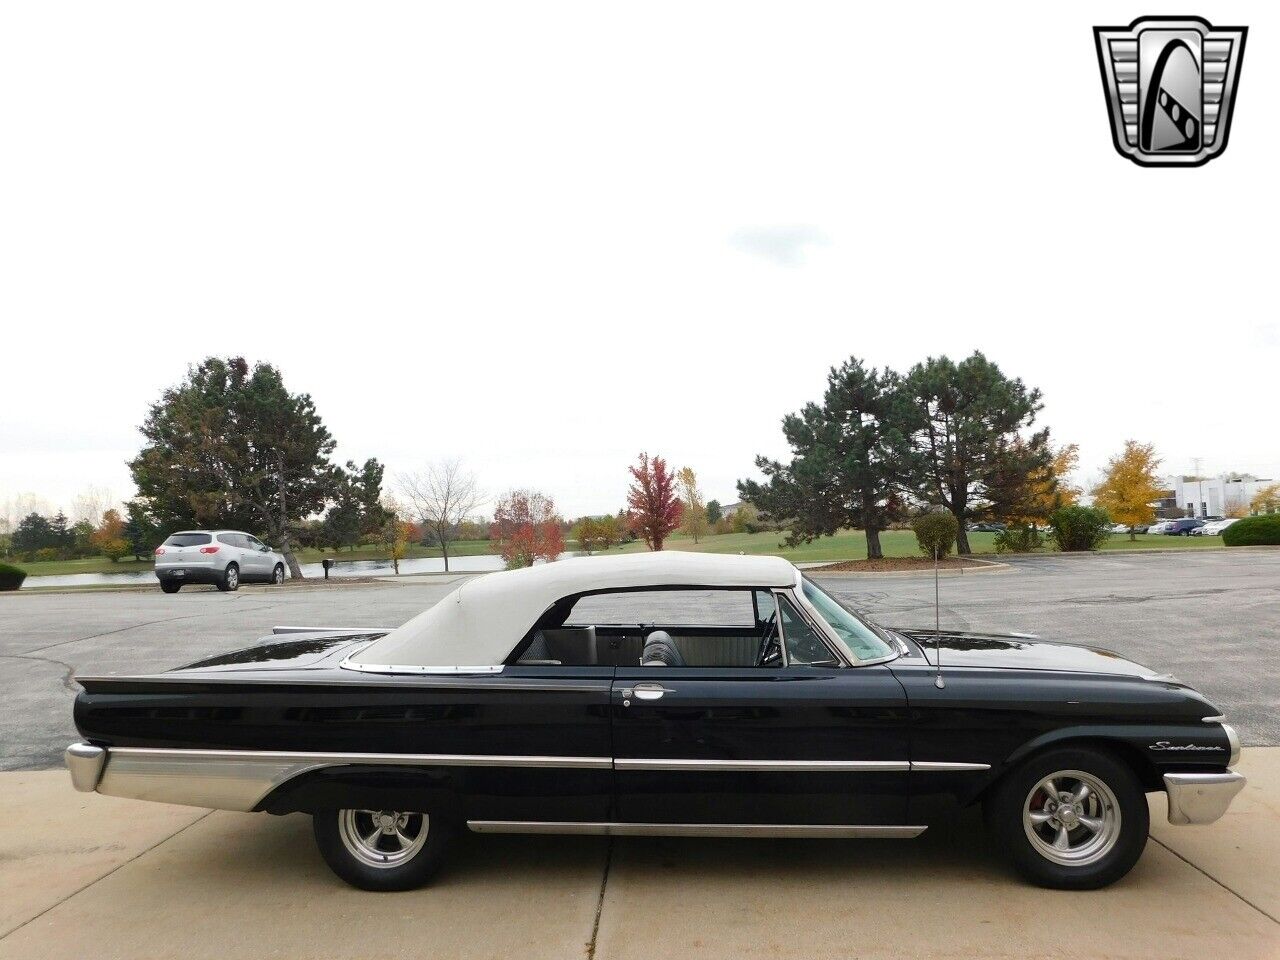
[1222,514,1280,546]
[1048,506,1112,552]
[993,525,1042,553]
[0,563,27,591]
[912,511,959,558]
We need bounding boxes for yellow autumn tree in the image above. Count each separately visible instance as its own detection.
[677,466,708,543]
[1025,443,1081,525]
[1251,483,1280,515]
[1092,441,1163,540]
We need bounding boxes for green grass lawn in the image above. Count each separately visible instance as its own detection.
[8,530,1228,579]
[581,529,1228,561]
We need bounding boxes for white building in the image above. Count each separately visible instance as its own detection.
[1172,475,1275,518]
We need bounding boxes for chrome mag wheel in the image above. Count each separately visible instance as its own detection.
[226,566,238,589]
[273,566,285,584]
[1023,769,1121,866]
[338,809,429,869]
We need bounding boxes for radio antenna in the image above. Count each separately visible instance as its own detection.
[933,546,945,689]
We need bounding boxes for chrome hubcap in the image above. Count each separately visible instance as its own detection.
[227,568,238,587]
[338,809,428,869]
[274,568,284,583]
[1023,769,1120,866]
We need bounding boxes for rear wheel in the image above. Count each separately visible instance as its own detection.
[986,746,1147,889]
[313,807,451,891]
[160,581,181,594]
[216,563,239,592]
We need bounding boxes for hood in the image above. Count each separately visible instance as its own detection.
[173,632,384,673]
[892,628,1162,679]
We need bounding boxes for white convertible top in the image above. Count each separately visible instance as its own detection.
[348,551,799,670]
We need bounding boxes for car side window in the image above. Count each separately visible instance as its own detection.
[246,535,264,549]
[778,596,838,666]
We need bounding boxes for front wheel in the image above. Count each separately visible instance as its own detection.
[272,564,285,584]
[986,747,1148,890]
[160,581,181,594]
[313,808,451,891]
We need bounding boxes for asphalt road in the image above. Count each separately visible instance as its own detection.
[1,550,1275,771]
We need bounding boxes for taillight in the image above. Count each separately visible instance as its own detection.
[199,546,220,554]
[155,547,165,555]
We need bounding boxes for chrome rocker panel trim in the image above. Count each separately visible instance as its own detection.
[467,821,928,838]
[66,743,991,812]
[1163,772,1247,825]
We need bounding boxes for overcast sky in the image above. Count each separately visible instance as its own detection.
[2,2,1276,521]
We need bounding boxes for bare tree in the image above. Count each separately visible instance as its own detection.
[71,486,116,526]
[398,460,484,572]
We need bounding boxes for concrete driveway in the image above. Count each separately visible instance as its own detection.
[1,751,1276,958]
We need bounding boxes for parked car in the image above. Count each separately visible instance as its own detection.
[1194,519,1239,536]
[967,522,1007,533]
[1162,518,1206,536]
[66,552,1244,892]
[1145,520,1172,535]
[154,530,288,593]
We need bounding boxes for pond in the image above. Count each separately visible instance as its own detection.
[21,552,525,589]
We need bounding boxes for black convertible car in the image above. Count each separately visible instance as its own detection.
[65,553,1244,891]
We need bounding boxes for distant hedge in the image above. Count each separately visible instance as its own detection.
[1222,515,1280,547]
[0,563,27,591]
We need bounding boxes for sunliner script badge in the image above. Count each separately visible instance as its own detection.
[1149,741,1224,752]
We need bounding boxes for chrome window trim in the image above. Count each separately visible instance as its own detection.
[339,660,503,675]
[774,589,849,667]
[467,821,928,838]
[792,574,899,667]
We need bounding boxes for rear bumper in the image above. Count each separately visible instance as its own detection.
[1163,772,1247,824]
[65,742,107,792]
[155,565,221,584]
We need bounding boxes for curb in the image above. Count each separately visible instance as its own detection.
[809,558,1011,579]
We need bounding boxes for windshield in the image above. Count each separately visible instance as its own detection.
[800,577,895,663]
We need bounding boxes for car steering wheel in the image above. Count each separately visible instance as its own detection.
[756,612,781,667]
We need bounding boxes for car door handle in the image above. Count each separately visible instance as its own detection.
[630,683,673,701]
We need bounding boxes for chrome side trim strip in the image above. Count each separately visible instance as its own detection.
[272,626,394,635]
[467,821,928,839]
[73,674,608,692]
[615,758,911,772]
[910,761,993,772]
[108,747,612,768]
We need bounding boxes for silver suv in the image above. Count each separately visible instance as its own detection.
[155,530,288,593]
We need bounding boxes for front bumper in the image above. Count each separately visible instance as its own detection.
[1163,772,1247,824]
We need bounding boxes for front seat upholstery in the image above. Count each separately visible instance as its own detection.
[641,630,685,667]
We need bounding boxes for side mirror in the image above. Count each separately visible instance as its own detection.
[260,545,270,552]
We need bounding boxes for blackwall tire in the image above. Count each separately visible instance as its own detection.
[272,564,285,585]
[217,563,239,592]
[160,581,181,594]
[313,807,451,891]
[986,746,1148,890]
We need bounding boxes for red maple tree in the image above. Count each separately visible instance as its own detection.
[627,452,683,551]
[490,489,565,568]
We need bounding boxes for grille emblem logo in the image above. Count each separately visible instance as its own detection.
[1094,16,1247,166]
